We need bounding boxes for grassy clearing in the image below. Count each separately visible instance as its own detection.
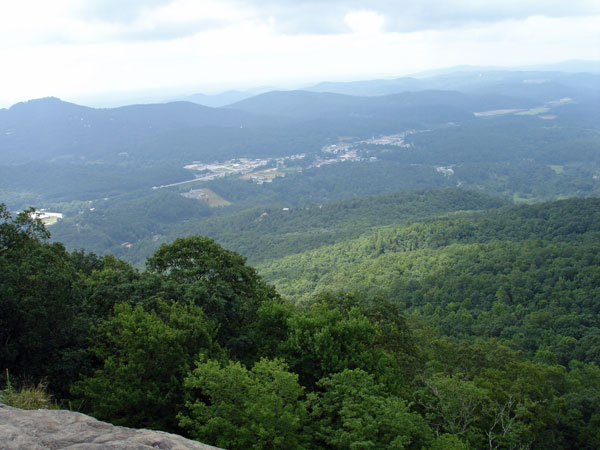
[512,193,539,204]
[203,189,231,207]
[474,108,525,117]
[182,188,231,206]
[549,165,564,174]
[1,372,58,410]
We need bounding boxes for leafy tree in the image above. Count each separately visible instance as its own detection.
[82,255,143,319]
[146,236,280,361]
[416,374,488,439]
[0,204,85,396]
[280,302,383,389]
[72,301,217,432]
[0,204,49,251]
[179,358,307,449]
[429,434,470,449]
[308,369,431,449]
[248,298,295,359]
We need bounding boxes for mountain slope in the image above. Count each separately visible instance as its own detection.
[260,197,600,302]
[306,69,600,99]
[226,89,536,120]
[258,197,600,365]
[0,98,271,164]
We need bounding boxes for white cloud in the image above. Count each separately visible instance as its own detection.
[344,10,386,34]
[0,0,599,106]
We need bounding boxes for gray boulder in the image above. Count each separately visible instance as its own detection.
[0,404,221,449]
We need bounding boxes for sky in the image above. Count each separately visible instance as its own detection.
[1,0,599,107]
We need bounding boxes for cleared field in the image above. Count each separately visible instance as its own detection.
[512,193,539,204]
[549,165,564,174]
[516,107,550,115]
[474,108,525,117]
[181,188,231,206]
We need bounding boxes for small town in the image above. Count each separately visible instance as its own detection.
[321,131,418,155]
[151,131,428,191]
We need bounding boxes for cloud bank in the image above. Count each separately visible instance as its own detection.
[0,0,598,106]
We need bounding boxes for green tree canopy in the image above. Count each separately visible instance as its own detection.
[72,301,218,432]
[179,357,307,450]
[146,236,280,360]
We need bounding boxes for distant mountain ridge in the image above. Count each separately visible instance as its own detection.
[225,89,536,120]
[305,70,600,98]
[0,97,272,164]
[0,89,508,164]
[179,90,255,107]
[172,61,600,106]
[1,66,598,165]
[177,87,273,108]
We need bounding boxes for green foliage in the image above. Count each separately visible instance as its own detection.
[0,203,49,250]
[262,198,600,366]
[282,303,378,388]
[279,300,408,392]
[179,358,307,450]
[51,187,506,269]
[0,204,88,396]
[50,189,212,259]
[71,301,217,432]
[249,298,295,359]
[276,293,419,394]
[0,77,596,450]
[308,369,431,449]
[429,434,470,450]
[194,188,506,265]
[417,374,489,437]
[147,236,280,361]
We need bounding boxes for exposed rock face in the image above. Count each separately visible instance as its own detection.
[0,404,221,450]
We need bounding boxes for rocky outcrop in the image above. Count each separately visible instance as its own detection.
[0,403,221,449]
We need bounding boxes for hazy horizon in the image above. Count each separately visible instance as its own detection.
[2,58,599,109]
[1,0,599,108]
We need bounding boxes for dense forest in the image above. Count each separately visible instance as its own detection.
[50,188,506,267]
[2,195,599,449]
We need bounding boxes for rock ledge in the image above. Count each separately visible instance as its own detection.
[0,403,221,449]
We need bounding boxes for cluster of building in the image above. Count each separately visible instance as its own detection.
[357,131,417,147]
[309,149,362,168]
[436,166,455,175]
[315,131,423,169]
[180,154,310,186]
[184,158,270,181]
[166,132,425,190]
[29,209,63,225]
[320,131,418,158]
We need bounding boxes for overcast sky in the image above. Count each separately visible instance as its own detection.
[1,0,599,107]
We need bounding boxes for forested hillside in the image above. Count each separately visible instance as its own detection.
[260,198,600,362]
[2,196,600,449]
[51,188,505,267]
